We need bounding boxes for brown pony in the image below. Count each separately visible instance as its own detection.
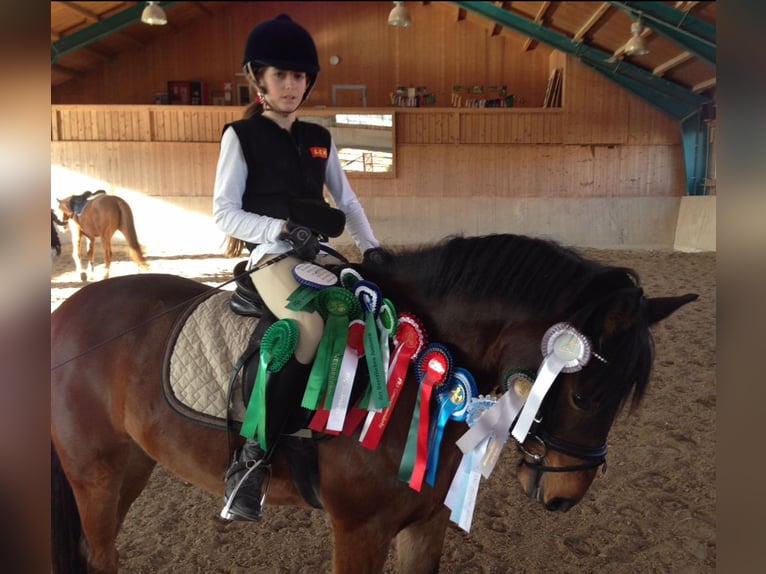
[50,233,697,573]
[57,192,149,281]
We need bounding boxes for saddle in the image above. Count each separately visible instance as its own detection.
[69,189,106,216]
[230,260,266,317]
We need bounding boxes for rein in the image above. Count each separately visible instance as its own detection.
[51,249,306,371]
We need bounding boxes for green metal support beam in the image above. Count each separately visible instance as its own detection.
[609,2,716,66]
[680,113,709,196]
[51,2,179,65]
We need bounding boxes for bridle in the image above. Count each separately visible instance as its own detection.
[518,425,608,478]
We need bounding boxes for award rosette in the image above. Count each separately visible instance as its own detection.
[510,322,593,443]
[425,367,477,487]
[454,368,532,479]
[323,320,367,433]
[360,312,427,450]
[445,395,497,533]
[354,280,389,410]
[377,298,397,376]
[286,262,339,311]
[339,267,363,290]
[240,319,300,451]
[301,287,361,411]
[398,343,453,492]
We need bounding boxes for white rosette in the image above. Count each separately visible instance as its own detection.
[510,322,593,443]
[293,262,339,288]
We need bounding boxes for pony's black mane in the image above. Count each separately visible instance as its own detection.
[389,234,637,314]
[370,234,653,411]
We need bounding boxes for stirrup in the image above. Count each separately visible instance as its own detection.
[219,459,273,522]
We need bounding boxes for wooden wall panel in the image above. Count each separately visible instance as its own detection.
[51,51,687,228]
[52,2,554,110]
[52,141,218,198]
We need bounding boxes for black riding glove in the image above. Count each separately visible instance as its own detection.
[362,247,392,267]
[279,220,320,261]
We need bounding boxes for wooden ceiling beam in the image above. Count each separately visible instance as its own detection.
[522,1,551,51]
[489,2,509,36]
[573,3,611,42]
[675,1,700,12]
[60,1,101,23]
[653,51,692,76]
[692,77,715,93]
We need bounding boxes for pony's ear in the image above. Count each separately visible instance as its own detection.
[646,294,699,325]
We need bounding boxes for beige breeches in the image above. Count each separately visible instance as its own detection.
[249,254,324,364]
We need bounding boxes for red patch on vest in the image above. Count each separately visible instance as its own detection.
[309,146,328,159]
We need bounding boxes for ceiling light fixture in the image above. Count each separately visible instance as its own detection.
[388,2,412,27]
[624,17,649,57]
[141,2,168,26]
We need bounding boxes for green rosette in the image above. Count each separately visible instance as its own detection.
[240,319,300,450]
[301,287,362,410]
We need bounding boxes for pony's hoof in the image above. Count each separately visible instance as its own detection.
[80,272,87,281]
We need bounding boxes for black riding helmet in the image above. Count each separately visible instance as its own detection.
[243,14,320,102]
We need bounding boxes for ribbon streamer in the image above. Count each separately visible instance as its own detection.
[240,319,300,450]
[302,287,361,411]
[326,320,367,433]
[360,313,426,450]
[399,343,452,491]
[354,281,389,409]
[425,367,477,487]
[445,396,496,533]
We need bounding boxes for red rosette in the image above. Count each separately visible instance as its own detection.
[360,312,428,450]
[407,343,453,491]
[347,319,366,357]
[394,312,428,357]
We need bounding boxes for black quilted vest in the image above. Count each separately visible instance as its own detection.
[225,115,332,221]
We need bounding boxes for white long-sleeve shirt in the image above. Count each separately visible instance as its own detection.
[213,124,380,267]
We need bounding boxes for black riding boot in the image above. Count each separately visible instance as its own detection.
[220,357,312,522]
[220,439,268,521]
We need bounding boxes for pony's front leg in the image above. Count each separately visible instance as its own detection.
[102,238,112,279]
[331,522,393,574]
[85,237,96,279]
[394,509,450,574]
[70,226,85,281]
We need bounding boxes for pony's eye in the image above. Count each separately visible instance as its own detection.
[572,393,590,410]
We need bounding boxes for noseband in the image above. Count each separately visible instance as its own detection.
[518,428,608,475]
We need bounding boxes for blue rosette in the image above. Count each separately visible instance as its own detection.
[425,367,478,486]
[353,280,389,409]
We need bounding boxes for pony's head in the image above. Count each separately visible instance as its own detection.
[361,234,698,512]
[56,196,74,224]
[509,282,698,511]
